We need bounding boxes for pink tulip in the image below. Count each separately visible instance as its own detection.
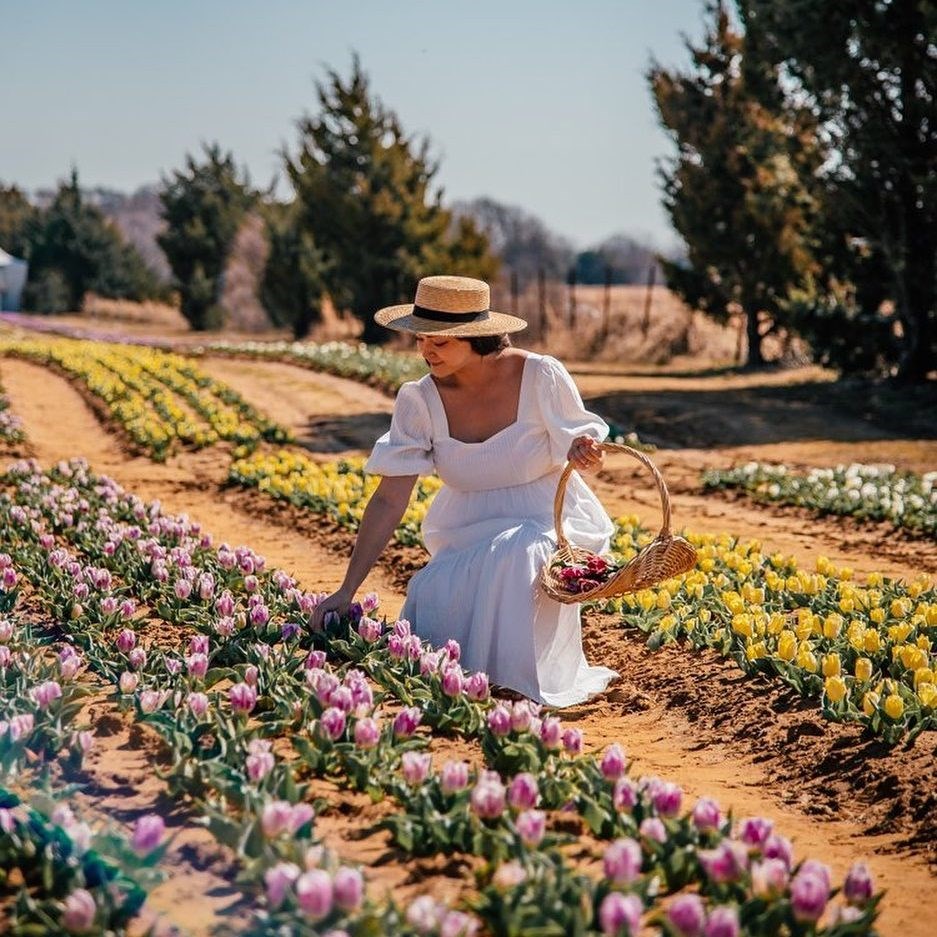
[264,861,300,909]
[704,906,740,937]
[750,858,789,899]
[333,866,364,911]
[357,616,383,642]
[600,743,627,780]
[638,817,667,844]
[791,870,830,922]
[128,647,147,670]
[844,862,874,905]
[464,672,490,701]
[392,707,422,738]
[562,727,583,755]
[515,809,546,847]
[510,701,533,732]
[61,888,97,933]
[507,773,540,811]
[598,892,642,937]
[603,838,642,885]
[470,773,506,819]
[441,665,464,697]
[319,707,347,741]
[295,869,333,920]
[186,653,208,678]
[401,751,432,785]
[116,629,136,652]
[229,682,257,715]
[32,680,62,709]
[539,716,563,749]
[440,760,470,794]
[487,705,512,736]
[131,814,165,855]
[738,816,774,848]
[187,692,209,717]
[353,717,381,749]
[247,750,275,782]
[692,797,722,833]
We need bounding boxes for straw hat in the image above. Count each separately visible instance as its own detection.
[374,275,527,337]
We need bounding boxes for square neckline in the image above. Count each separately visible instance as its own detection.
[426,353,536,446]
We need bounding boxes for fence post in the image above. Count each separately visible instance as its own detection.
[641,262,657,337]
[567,266,577,331]
[537,267,547,342]
[602,264,612,341]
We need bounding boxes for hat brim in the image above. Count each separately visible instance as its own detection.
[374,304,528,337]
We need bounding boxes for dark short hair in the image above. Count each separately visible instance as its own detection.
[466,333,511,356]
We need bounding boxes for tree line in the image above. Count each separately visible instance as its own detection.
[650,0,936,380]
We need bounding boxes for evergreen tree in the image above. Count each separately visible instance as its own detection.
[158,143,255,330]
[260,202,328,339]
[743,0,937,380]
[0,184,37,258]
[284,56,498,343]
[648,3,822,367]
[22,170,162,312]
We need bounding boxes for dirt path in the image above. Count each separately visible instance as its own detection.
[2,355,936,937]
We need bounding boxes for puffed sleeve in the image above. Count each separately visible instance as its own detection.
[364,381,435,476]
[535,355,609,464]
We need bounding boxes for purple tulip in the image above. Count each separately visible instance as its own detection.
[131,814,165,855]
[510,701,534,732]
[0,619,13,642]
[116,629,136,652]
[229,682,257,715]
[243,574,259,594]
[651,780,683,818]
[507,773,540,811]
[128,647,147,670]
[471,773,506,819]
[799,859,831,890]
[487,705,512,736]
[264,861,300,909]
[407,895,443,932]
[214,616,235,637]
[333,866,364,911]
[791,870,830,922]
[441,665,465,697]
[392,706,422,738]
[261,801,293,838]
[601,744,627,780]
[305,649,327,669]
[515,809,546,847]
[173,578,193,601]
[319,707,347,742]
[603,838,642,885]
[388,634,406,659]
[247,749,275,782]
[244,664,260,687]
[692,798,722,833]
[250,604,270,627]
[667,894,706,937]
[401,751,432,785]
[329,686,354,713]
[843,862,874,906]
[704,906,740,937]
[465,672,490,701]
[296,869,333,920]
[186,692,209,717]
[119,671,139,694]
[215,591,235,616]
[1,567,18,590]
[185,652,208,678]
[440,760,470,794]
[613,778,638,812]
[762,833,793,869]
[119,598,136,619]
[638,816,667,845]
[699,840,748,884]
[357,616,383,642]
[32,680,62,709]
[100,596,118,616]
[599,892,642,937]
[289,802,315,833]
[354,717,381,749]
[738,816,774,849]
[750,858,789,899]
[539,716,563,749]
[562,727,584,755]
[61,888,97,933]
[188,635,210,655]
[440,910,479,937]
[361,591,379,612]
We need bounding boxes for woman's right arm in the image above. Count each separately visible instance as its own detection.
[308,473,417,629]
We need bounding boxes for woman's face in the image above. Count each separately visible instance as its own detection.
[415,334,475,377]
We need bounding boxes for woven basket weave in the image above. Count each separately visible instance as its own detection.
[540,442,698,604]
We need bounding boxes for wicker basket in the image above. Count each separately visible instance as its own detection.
[540,442,698,604]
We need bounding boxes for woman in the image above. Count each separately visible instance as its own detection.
[310,275,619,707]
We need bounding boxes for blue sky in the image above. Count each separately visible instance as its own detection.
[5,0,705,249]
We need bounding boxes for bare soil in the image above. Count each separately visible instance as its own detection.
[0,351,935,937]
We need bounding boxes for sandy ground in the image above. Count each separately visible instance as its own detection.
[1,352,935,937]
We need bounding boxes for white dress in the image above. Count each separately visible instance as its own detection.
[364,352,619,707]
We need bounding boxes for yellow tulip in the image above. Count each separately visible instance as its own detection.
[883,694,905,720]
[917,683,937,709]
[863,629,882,654]
[822,653,841,677]
[824,675,847,704]
[862,691,880,716]
[854,658,873,682]
[913,667,935,688]
[777,630,797,661]
[822,613,843,639]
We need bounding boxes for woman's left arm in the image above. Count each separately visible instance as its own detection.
[567,434,604,473]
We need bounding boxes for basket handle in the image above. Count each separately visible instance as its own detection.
[553,442,673,553]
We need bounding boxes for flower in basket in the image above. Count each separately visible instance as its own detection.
[551,554,621,595]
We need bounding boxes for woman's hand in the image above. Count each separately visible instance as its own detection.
[308,588,353,631]
[567,435,604,473]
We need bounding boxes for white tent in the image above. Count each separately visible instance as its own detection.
[0,247,28,311]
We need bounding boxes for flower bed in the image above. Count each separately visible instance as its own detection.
[702,462,937,538]
[0,459,882,934]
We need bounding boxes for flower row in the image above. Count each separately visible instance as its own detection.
[702,461,937,538]
[606,521,937,742]
[0,336,291,460]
